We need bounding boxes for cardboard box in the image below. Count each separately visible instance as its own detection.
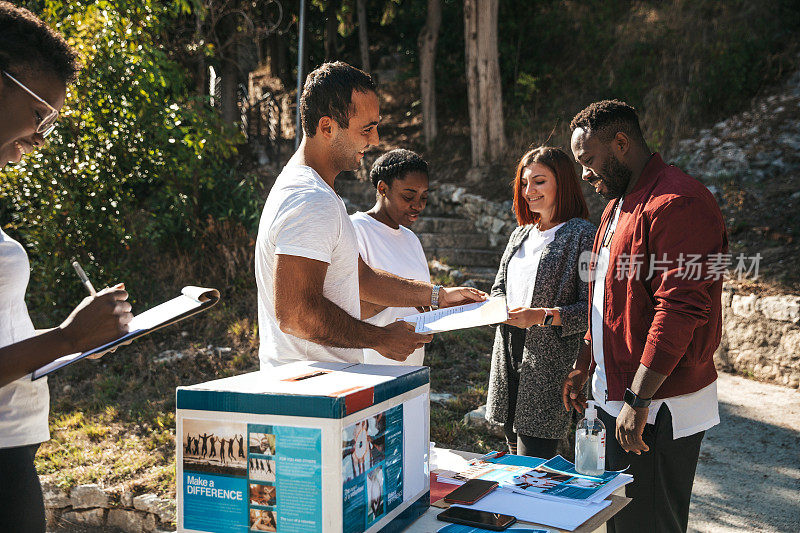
[176,362,431,533]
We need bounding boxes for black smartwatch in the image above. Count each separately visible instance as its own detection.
[623,388,652,408]
[540,309,554,327]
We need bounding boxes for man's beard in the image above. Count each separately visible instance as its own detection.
[597,155,632,199]
[330,135,361,173]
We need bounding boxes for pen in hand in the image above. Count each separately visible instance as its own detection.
[72,261,97,296]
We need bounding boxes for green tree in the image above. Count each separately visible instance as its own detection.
[0,0,246,317]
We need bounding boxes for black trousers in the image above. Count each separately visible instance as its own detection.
[598,404,704,533]
[0,443,46,533]
[502,325,560,460]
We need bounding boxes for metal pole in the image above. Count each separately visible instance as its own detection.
[295,0,306,149]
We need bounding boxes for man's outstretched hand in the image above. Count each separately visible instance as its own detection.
[438,287,487,308]
[562,366,589,413]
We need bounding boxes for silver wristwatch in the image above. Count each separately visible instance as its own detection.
[431,285,442,310]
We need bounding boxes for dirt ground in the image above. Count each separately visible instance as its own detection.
[689,372,800,532]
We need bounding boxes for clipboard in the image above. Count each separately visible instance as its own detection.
[32,286,220,380]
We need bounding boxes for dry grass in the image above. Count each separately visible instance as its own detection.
[36,217,262,498]
[427,328,506,453]
[37,302,261,498]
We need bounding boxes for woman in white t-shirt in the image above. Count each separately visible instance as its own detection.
[0,5,132,530]
[485,146,596,459]
[351,149,431,365]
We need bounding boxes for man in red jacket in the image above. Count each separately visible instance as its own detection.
[562,100,728,533]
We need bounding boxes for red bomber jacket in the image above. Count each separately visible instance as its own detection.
[586,153,728,400]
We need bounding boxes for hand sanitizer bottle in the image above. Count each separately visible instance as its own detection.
[575,400,606,476]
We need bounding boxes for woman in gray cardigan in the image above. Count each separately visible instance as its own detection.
[486,146,596,458]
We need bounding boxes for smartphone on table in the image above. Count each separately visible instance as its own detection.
[437,506,517,531]
[444,478,499,505]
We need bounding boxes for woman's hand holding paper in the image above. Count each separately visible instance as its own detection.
[504,307,546,328]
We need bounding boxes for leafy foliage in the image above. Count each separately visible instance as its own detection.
[0,0,247,319]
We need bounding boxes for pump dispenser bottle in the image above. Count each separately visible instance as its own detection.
[575,400,606,476]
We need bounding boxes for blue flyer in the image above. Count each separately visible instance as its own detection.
[249,424,323,533]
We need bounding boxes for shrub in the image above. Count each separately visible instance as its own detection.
[0,1,249,318]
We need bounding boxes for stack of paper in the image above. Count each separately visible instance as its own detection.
[453,491,611,531]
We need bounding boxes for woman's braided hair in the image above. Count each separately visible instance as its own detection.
[0,1,80,83]
[369,149,428,189]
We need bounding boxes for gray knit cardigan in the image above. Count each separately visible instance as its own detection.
[485,217,596,439]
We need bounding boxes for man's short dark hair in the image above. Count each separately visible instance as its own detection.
[569,99,646,145]
[300,61,376,137]
[0,1,80,84]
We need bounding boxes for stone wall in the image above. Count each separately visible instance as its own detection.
[426,183,517,248]
[43,482,175,533]
[717,286,800,388]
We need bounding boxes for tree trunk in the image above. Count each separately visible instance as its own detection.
[418,0,440,150]
[463,0,506,167]
[356,0,370,72]
[479,0,506,162]
[220,59,239,125]
[324,1,338,61]
[464,0,485,166]
[195,11,206,96]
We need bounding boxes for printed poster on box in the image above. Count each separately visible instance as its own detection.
[341,405,404,533]
[181,418,322,532]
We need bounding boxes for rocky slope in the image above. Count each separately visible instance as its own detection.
[665,62,800,389]
[668,62,800,291]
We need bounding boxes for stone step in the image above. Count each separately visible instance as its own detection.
[425,247,502,268]
[413,216,476,234]
[417,232,492,250]
[335,180,375,209]
[458,267,498,282]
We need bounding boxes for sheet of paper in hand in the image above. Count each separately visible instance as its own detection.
[32,286,220,380]
[401,297,508,333]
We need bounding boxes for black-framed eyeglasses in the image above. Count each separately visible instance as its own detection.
[2,70,60,137]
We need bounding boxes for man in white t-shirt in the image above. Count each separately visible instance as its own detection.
[256,62,484,368]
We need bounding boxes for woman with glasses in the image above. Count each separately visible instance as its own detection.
[0,3,132,531]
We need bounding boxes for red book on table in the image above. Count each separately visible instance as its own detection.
[430,473,457,503]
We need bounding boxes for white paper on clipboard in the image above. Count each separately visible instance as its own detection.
[32,286,219,379]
